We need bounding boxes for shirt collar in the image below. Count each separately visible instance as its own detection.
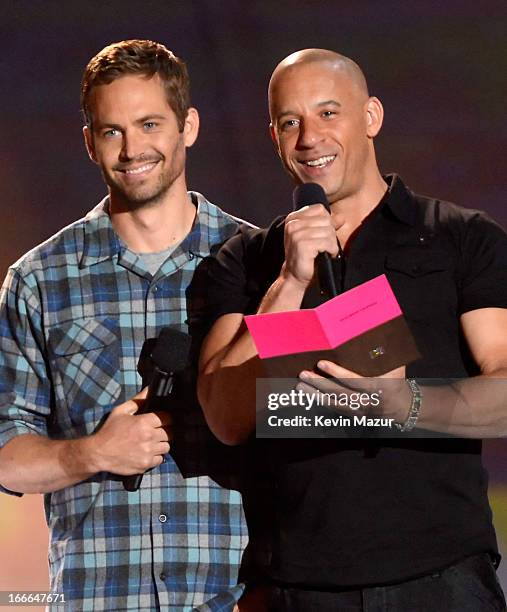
[178,191,223,258]
[79,192,217,269]
[381,173,417,226]
[80,197,122,268]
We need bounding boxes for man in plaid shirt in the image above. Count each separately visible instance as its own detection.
[0,40,249,611]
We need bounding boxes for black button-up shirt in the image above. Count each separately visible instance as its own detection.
[207,175,507,587]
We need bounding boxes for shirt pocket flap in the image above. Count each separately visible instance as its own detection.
[49,317,119,356]
[385,252,448,278]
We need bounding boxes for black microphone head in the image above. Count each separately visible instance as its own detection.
[151,327,191,373]
[292,182,329,212]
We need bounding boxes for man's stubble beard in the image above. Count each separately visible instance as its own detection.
[107,167,171,212]
[105,140,186,212]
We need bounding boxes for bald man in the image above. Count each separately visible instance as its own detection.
[198,50,507,610]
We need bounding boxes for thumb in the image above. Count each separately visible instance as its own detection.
[133,386,149,400]
[114,399,139,416]
[130,386,149,414]
[117,387,149,416]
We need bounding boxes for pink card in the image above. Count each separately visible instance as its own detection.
[245,275,402,359]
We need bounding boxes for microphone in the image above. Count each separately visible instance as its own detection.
[292,182,338,298]
[123,327,192,492]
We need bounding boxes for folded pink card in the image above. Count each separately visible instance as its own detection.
[245,275,420,376]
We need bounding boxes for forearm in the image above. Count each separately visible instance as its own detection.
[199,329,260,444]
[306,360,507,439]
[414,368,507,438]
[0,432,100,494]
[257,266,307,314]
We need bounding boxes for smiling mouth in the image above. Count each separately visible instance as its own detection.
[300,155,336,169]
[117,161,159,175]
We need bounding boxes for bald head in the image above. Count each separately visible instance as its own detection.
[266,48,385,206]
[268,49,369,120]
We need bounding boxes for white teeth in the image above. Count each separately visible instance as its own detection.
[305,155,335,168]
[125,163,156,175]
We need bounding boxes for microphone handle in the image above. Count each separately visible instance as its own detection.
[123,370,174,492]
[316,251,338,298]
[123,469,144,492]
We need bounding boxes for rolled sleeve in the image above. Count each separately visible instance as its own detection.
[0,268,51,495]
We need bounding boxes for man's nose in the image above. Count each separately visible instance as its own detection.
[119,129,146,161]
[296,118,324,149]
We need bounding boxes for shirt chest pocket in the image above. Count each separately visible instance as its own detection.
[384,249,458,321]
[48,317,121,431]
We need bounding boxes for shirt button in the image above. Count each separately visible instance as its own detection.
[152,286,158,292]
[160,571,166,581]
[159,514,167,523]
[189,252,195,260]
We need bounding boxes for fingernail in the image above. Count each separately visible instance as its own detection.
[299,370,311,379]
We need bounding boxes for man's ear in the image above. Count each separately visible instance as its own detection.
[269,122,282,158]
[365,96,384,138]
[183,107,199,148]
[83,125,98,163]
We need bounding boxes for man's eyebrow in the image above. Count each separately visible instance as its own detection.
[94,121,122,131]
[94,114,168,130]
[276,100,341,121]
[276,109,297,121]
[316,99,341,109]
[136,114,167,124]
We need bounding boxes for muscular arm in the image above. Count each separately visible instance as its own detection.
[306,307,507,438]
[415,307,507,437]
[198,204,338,445]
[0,389,172,494]
[198,277,307,445]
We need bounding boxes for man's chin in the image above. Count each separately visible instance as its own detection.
[109,186,167,210]
[289,169,332,193]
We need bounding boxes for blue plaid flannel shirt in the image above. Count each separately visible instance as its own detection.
[0,193,249,611]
